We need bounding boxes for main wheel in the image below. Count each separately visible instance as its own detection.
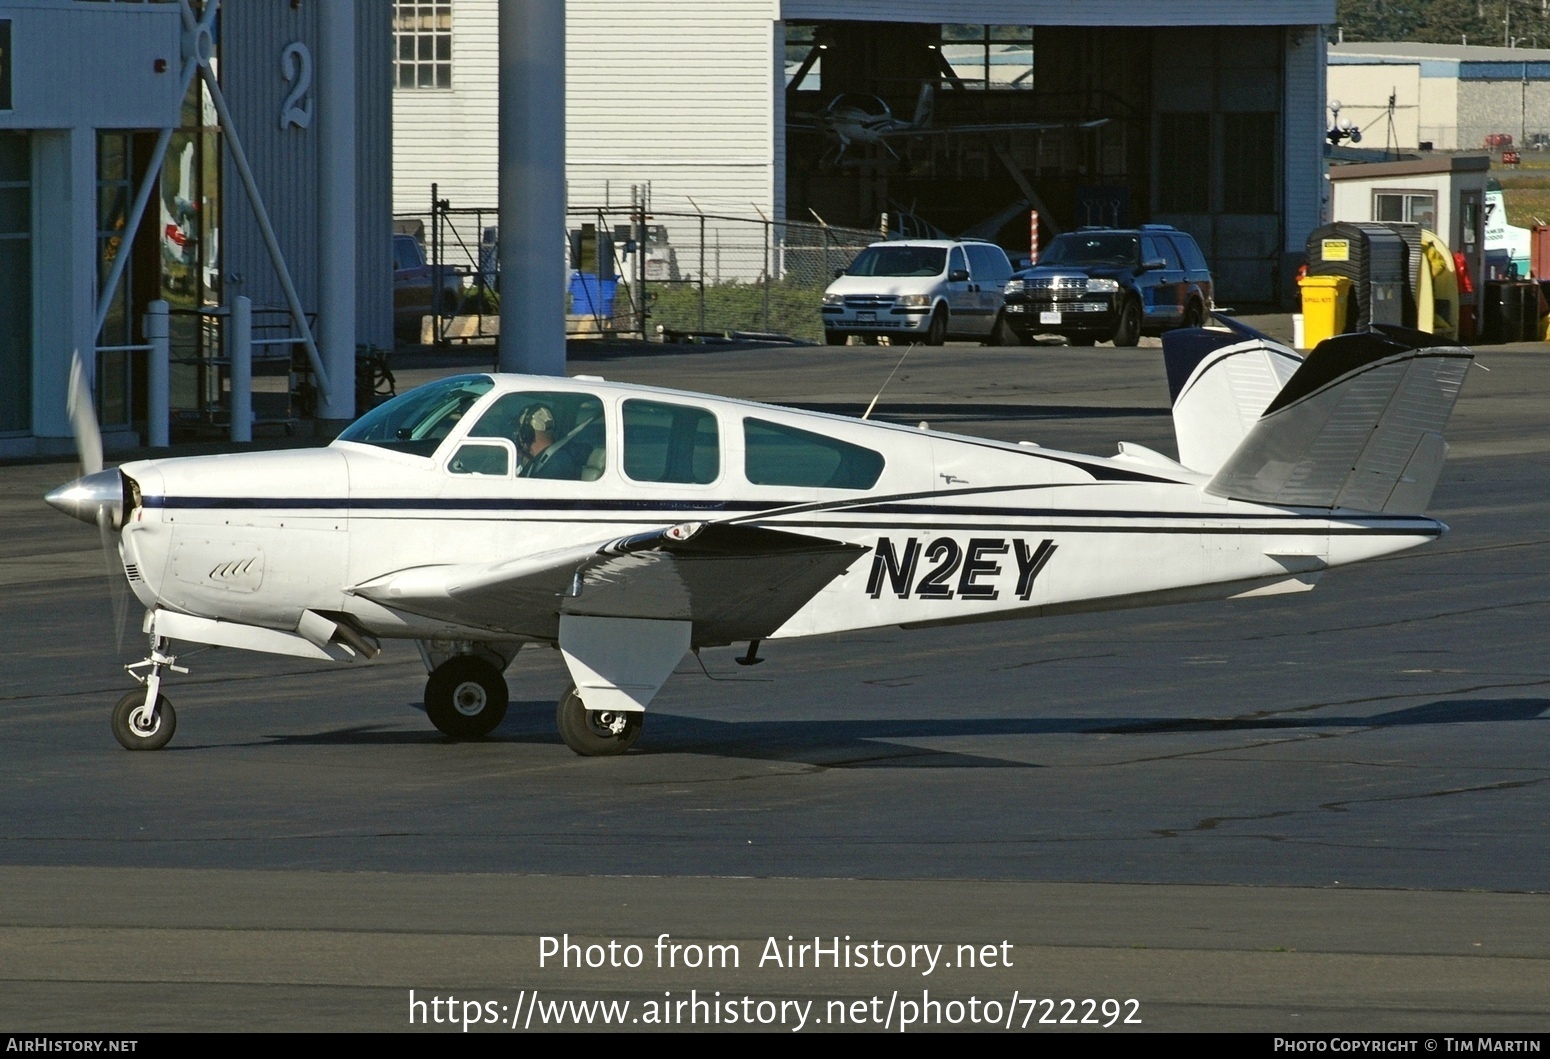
[1068,334,1096,347]
[1111,298,1141,347]
[556,685,642,757]
[424,656,509,739]
[112,690,176,751]
[925,307,948,346]
[1181,299,1205,330]
[823,329,847,346]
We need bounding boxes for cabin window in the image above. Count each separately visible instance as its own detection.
[337,375,493,457]
[446,441,513,477]
[622,399,719,485]
[743,418,884,490]
[468,391,606,481]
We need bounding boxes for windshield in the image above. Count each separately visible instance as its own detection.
[336,375,494,457]
[845,245,947,278]
[1039,233,1140,269]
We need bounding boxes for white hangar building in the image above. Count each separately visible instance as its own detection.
[393,0,1336,308]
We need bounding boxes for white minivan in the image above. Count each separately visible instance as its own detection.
[821,239,1017,345]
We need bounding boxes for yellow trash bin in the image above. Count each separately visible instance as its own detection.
[1298,274,1352,348]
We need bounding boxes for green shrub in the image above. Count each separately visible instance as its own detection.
[628,279,827,342]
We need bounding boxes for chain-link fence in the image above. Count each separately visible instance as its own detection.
[395,194,879,344]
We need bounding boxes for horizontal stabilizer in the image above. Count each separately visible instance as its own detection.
[1163,327,1303,474]
[1205,331,1472,512]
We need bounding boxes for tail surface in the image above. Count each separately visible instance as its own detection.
[1163,324,1303,475]
[1201,330,1471,513]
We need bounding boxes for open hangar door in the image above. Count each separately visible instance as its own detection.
[784,21,1289,306]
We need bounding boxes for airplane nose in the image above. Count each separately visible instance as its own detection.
[45,468,124,528]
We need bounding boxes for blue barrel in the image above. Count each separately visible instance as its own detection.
[569,272,617,317]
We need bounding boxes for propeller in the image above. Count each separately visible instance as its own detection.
[44,351,130,649]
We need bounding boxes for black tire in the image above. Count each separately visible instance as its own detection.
[424,656,509,739]
[556,685,642,757]
[112,690,175,751]
[823,329,847,347]
[925,307,948,346]
[986,312,1019,347]
[1068,334,1097,347]
[1111,298,1141,347]
[1181,299,1205,330]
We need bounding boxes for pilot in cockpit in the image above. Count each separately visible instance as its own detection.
[516,403,587,479]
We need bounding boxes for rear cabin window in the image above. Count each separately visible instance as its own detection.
[461,391,607,480]
[622,399,720,484]
[743,418,884,489]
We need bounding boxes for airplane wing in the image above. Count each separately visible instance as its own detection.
[349,522,869,646]
[873,117,1109,139]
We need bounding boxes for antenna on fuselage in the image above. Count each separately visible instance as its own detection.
[862,342,918,421]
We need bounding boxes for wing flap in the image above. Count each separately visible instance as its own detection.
[351,522,868,644]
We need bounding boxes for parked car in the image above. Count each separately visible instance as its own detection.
[821,238,1017,346]
[393,233,464,340]
[1002,225,1213,347]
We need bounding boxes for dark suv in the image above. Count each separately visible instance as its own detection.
[1002,225,1213,346]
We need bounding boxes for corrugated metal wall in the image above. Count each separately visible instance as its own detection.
[1151,26,1289,305]
[357,3,395,350]
[1284,25,1327,303]
[221,1,392,350]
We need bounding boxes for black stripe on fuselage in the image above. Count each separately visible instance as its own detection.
[139,494,1440,537]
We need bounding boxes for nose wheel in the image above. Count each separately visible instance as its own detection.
[556,684,642,756]
[113,637,186,750]
[424,655,509,739]
[112,690,176,751]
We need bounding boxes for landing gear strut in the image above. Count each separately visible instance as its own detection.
[116,638,185,751]
[556,684,642,756]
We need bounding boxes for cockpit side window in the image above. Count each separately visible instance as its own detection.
[468,391,607,481]
[336,375,494,457]
[623,399,720,484]
[743,417,884,489]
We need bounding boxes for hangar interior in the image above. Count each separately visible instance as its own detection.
[784,21,1289,304]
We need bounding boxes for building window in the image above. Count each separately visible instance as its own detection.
[939,25,1033,90]
[785,22,821,93]
[394,1,451,89]
[1374,190,1437,229]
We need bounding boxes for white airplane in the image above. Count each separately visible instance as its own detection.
[46,321,1471,756]
[793,84,1108,164]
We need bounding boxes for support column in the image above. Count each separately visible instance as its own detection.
[317,0,356,422]
[30,128,97,445]
[498,0,566,375]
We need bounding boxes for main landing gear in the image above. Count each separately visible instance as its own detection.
[556,683,641,757]
[423,655,509,739]
[114,638,186,751]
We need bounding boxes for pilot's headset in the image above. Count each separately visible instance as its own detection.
[516,403,557,453]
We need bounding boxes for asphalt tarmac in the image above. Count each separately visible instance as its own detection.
[1,334,1546,1032]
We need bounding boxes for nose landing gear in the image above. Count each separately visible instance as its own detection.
[115,638,186,750]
